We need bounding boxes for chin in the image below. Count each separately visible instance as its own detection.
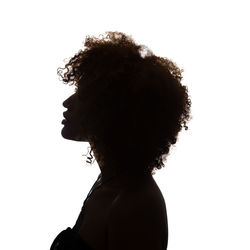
[61,126,86,142]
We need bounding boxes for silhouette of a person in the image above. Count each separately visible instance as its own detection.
[50,31,192,250]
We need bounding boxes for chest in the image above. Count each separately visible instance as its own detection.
[77,187,120,250]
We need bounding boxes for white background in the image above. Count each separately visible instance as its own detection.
[0,0,249,249]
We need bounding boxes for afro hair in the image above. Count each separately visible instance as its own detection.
[57,31,192,175]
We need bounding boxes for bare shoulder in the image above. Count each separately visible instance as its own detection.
[113,175,166,213]
[107,176,168,250]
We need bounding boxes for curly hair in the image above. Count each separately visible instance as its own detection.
[57,31,192,175]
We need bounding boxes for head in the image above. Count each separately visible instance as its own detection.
[58,31,192,175]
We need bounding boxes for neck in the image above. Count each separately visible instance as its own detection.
[99,163,118,183]
[99,164,152,189]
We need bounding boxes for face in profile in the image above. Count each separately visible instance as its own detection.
[61,92,88,141]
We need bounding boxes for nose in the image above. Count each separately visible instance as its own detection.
[63,94,74,109]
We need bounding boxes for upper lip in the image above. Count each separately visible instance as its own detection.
[63,111,70,120]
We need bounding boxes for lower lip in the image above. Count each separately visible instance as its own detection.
[62,119,67,124]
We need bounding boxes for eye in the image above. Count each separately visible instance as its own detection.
[76,91,84,101]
